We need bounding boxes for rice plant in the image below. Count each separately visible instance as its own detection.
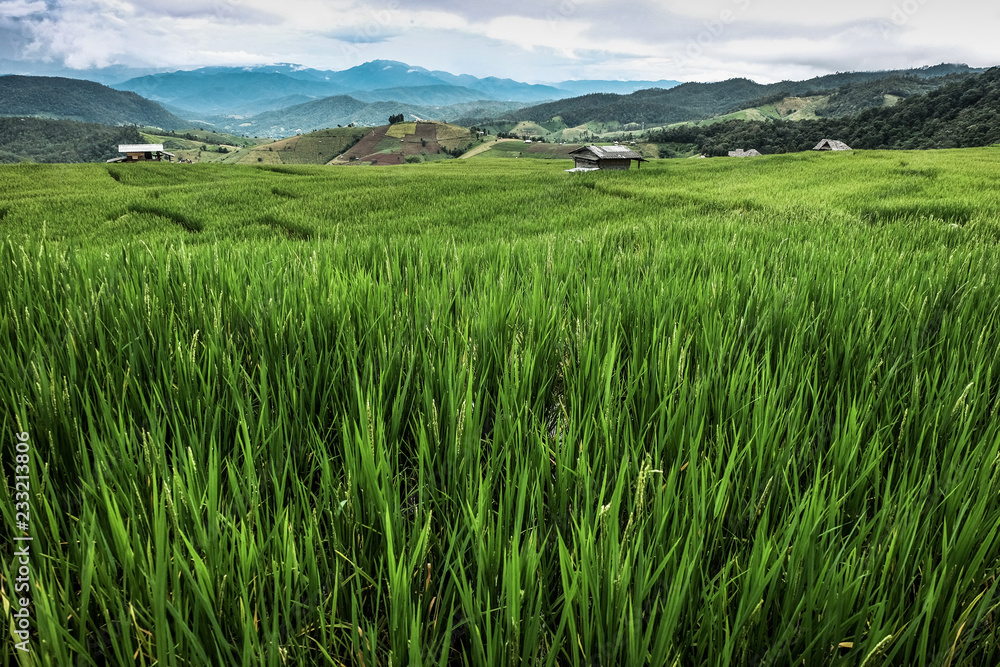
[2,148,1000,665]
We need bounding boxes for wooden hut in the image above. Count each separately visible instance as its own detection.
[107,144,176,163]
[728,148,762,157]
[813,139,852,151]
[567,144,648,171]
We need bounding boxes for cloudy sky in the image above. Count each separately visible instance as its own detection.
[1,0,998,84]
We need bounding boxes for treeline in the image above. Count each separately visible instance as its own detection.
[648,67,1000,155]
[0,118,143,163]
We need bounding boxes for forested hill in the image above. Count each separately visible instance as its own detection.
[647,67,1000,155]
[0,118,142,163]
[506,64,983,127]
[509,79,766,127]
[0,75,188,129]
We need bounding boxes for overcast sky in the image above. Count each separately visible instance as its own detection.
[1,0,998,83]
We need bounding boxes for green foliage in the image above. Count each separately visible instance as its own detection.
[813,75,956,117]
[648,67,1000,154]
[0,117,142,163]
[2,152,1000,665]
[0,74,188,128]
[505,64,982,129]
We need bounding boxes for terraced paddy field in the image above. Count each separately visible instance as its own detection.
[335,122,476,165]
[2,148,1000,666]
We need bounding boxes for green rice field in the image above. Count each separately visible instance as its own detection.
[2,149,1000,665]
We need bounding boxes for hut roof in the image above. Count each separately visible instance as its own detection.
[728,148,762,157]
[569,144,647,161]
[813,139,852,151]
[119,144,164,153]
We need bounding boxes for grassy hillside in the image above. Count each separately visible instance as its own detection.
[468,139,657,161]
[0,117,143,163]
[193,123,482,167]
[140,127,268,146]
[334,122,479,165]
[244,127,369,165]
[208,97,529,139]
[0,75,189,129]
[3,149,1000,665]
[135,128,273,163]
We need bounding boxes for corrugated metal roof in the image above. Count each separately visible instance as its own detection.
[569,144,646,161]
[813,139,852,151]
[119,144,164,153]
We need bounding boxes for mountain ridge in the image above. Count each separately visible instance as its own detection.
[498,64,986,128]
[110,60,683,115]
[646,66,1000,154]
[0,75,188,129]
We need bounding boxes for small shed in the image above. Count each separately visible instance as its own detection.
[813,139,852,151]
[728,148,762,157]
[108,144,176,163]
[568,144,648,171]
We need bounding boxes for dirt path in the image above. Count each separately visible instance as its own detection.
[458,138,522,159]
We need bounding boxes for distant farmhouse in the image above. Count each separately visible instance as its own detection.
[567,144,648,171]
[728,148,762,157]
[813,139,852,151]
[108,144,176,163]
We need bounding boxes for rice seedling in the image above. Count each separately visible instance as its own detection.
[2,148,1000,665]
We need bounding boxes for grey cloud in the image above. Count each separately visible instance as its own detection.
[0,0,47,19]
[0,24,31,59]
[129,0,281,25]
[324,28,394,44]
[376,0,588,23]
[0,5,43,61]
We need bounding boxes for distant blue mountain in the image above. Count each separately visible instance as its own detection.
[111,60,682,115]
[112,71,347,115]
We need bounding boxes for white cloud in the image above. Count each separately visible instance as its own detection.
[2,0,997,82]
[0,0,46,18]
